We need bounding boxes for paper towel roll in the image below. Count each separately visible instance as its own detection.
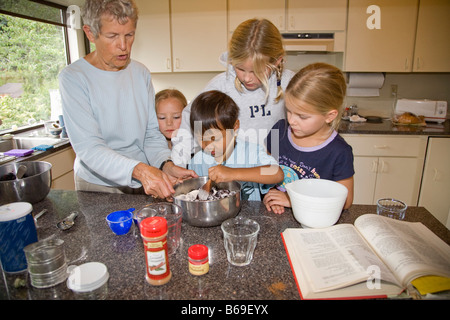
[347,73,385,97]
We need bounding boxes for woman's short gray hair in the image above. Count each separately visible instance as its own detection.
[81,0,139,38]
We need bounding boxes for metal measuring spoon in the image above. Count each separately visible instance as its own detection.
[57,211,79,231]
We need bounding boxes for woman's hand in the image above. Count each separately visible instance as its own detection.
[132,162,175,199]
[263,188,291,214]
[161,161,198,185]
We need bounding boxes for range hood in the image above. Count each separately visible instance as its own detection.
[282,33,344,52]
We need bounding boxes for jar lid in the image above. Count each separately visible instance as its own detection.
[0,202,32,222]
[140,216,167,238]
[67,262,109,292]
[188,244,208,260]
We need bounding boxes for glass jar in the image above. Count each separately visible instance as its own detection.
[188,244,209,276]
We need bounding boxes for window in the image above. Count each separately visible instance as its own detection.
[0,0,70,132]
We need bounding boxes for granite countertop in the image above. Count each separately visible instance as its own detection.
[2,190,449,301]
[339,119,450,136]
[1,119,449,165]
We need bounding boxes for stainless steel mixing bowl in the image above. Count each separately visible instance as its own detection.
[0,161,52,205]
[173,176,241,227]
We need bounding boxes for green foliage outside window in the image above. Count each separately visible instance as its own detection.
[0,13,67,131]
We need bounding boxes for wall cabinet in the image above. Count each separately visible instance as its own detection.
[287,0,347,31]
[413,0,450,72]
[40,147,76,191]
[132,0,172,72]
[342,134,427,206]
[419,137,450,227]
[228,0,285,32]
[345,0,418,72]
[345,0,450,72]
[228,0,347,32]
[171,0,227,72]
[132,0,227,73]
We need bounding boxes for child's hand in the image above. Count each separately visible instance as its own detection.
[263,188,291,215]
[208,165,233,183]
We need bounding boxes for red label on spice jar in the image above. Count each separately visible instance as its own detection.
[143,238,170,280]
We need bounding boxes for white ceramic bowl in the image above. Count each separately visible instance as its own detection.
[285,179,348,228]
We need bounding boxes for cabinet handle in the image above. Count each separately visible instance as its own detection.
[290,16,294,29]
[371,160,378,173]
[433,168,440,181]
[166,58,171,70]
[405,58,408,70]
[175,58,180,69]
[380,160,387,173]
[373,145,388,149]
[416,57,422,70]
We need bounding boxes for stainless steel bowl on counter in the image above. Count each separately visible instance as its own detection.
[173,176,241,227]
[0,161,52,205]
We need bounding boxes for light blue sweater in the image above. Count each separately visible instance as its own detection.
[58,58,170,188]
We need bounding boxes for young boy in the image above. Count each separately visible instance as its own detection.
[189,90,284,201]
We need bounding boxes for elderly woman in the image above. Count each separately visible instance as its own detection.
[59,0,196,198]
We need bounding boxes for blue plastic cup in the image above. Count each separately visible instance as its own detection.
[106,209,134,235]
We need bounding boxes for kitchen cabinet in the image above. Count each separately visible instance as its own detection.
[171,0,227,72]
[419,137,450,227]
[342,134,427,206]
[40,147,76,190]
[413,0,450,72]
[287,0,347,31]
[228,0,347,32]
[132,0,227,73]
[345,0,418,72]
[132,0,172,72]
[228,0,285,32]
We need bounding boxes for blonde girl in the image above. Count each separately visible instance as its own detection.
[264,63,355,214]
[155,89,187,149]
[171,18,295,167]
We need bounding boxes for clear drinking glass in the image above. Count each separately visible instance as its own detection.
[377,198,407,220]
[221,217,260,266]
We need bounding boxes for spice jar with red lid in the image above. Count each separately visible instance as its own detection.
[140,216,172,285]
[188,244,209,276]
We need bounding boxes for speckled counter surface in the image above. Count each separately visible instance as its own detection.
[2,190,449,300]
[339,119,450,136]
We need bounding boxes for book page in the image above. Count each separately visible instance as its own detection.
[355,214,450,286]
[286,224,398,292]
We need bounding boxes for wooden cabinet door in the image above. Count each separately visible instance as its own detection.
[287,0,347,31]
[345,0,418,72]
[374,157,422,206]
[353,156,378,204]
[171,0,227,72]
[419,138,450,226]
[228,0,285,32]
[413,0,450,72]
[132,0,172,72]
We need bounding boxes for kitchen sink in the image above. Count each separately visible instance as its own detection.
[0,136,69,153]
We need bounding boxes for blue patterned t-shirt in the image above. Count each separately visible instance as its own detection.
[266,120,354,191]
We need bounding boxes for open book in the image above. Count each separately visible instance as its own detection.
[281,214,450,300]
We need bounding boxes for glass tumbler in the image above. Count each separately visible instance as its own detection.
[221,217,260,266]
[377,198,407,220]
